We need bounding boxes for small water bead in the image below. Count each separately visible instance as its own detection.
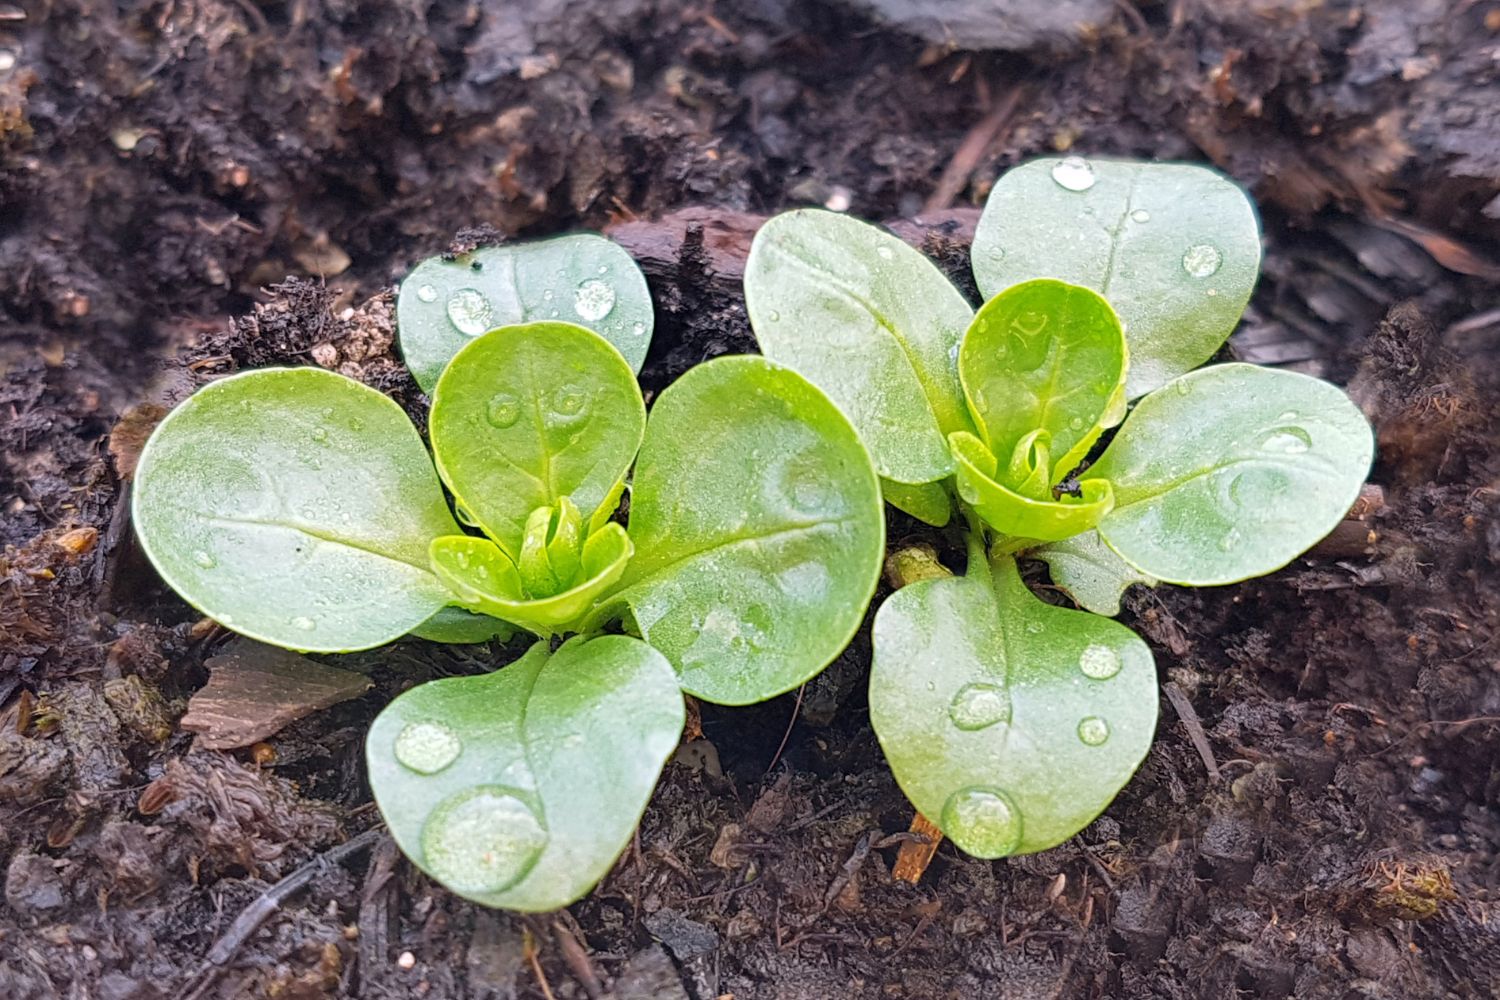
[1174,379,1192,396]
[1258,426,1312,454]
[1077,716,1110,746]
[948,683,1010,731]
[420,786,547,894]
[486,392,520,428]
[542,288,554,301]
[192,550,215,568]
[1078,643,1122,680]
[877,245,894,260]
[552,385,588,418]
[941,787,1023,857]
[1130,209,1151,223]
[632,321,646,336]
[597,264,608,275]
[1050,156,1096,192]
[415,283,438,303]
[768,310,781,322]
[573,279,616,321]
[1069,416,1085,431]
[394,721,462,774]
[291,616,316,631]
[1181,243,1223,279]
[1219,527,1242,552]
[446,288,494,336]
[311,426,329,443]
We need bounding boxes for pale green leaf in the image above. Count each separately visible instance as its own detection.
[429,524,633,635]
[409,606,516,644]
[870,554,1158,858]
[429,322,645,558]
[882,477,952,527]
[367,636,684,911]
[1090,363,1374,585]
[133,368,459,652]
[950,431,1113,542]
[959,279,1126,479]
[745,209,975,484]
[973,157,1261,398]
[607,356,885,705]
[1033,531,1157,616]
[397,235,654,392]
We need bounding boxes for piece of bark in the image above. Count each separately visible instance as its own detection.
[180,639,371,749]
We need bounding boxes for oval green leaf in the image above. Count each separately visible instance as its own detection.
[1033,530,1157,617]
[959,279,1126,478]
[882,477,953,528]
[429,524,633,635]
[397,235,654,392]
[367,636,684,911]
[973,157,1261,398]
[745,209,975,484]
[429,322,645,558]
[1089,363,1374,586]
[870,554,1158,858]
[950,431,1113,542]
[133,368,460,652]
[608,355,885,705]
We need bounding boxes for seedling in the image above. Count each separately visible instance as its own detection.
[744,156,1374,857]
[134,239,886,909]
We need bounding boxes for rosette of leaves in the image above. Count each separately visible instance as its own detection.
[744,157,1374,858]
[135,289,885,907]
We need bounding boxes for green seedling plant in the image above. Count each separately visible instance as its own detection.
[744,156,1374,858]
[134,237,886,909]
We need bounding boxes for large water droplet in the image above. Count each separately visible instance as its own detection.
[486,392,520,428]
[291,615,316,632]
[1079,643,1122,680]
[1258,426,1312,454]
[1050,156,1096,192]
[1130,209,1151,223]
[941,787,1022,856]
[574,279,616,321]
[192,550,215,569]
[446,288,493,336]
[948,683,1010,730]
[394,721,462,774]
[1181,243,1223,279]
[1077,716,1110,746]
[415,283,438,303]
[421,786,546,894]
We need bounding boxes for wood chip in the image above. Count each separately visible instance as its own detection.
[892,812,944,884]
[180,639,371,749]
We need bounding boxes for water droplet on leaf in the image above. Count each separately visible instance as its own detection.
[1258,426,1312,454]
[486,392,520,428]
[291,616,315,631]
[949,683,1010,730]
[394,721,462,774]
[574,279,616,321]
[768,310,781,322]
[1219,527,1242,551]
[420,786,546,894]
[1181,243,1223,278]
[1069,416,1085,431]
[877,245,893,260]
[311,426,328,443]
[416,283,438,303]
[552,385,587,417]
[1130,209,1151,223]
[192,550,215,568]
[1050,156,1096,192]
[632,321,646,336]
[1077,716,1110,746]
[941,787,1023,856]
[1079,643,1122,680]
[446,288,493,336]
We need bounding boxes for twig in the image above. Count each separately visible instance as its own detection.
[764,683,805,775]
[923,85,1024,213]
[1163,682,1220,782]
[524,926,558,1000]
[178,827,385,1000]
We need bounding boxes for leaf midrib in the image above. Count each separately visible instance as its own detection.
[620,517,858,595]
[207,514,436,576]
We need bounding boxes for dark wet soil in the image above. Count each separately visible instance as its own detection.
[3,1,1499,997]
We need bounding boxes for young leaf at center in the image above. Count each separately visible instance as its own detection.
[367,636,684,911]
[870,553,1158,857]
[429,322,646,558]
